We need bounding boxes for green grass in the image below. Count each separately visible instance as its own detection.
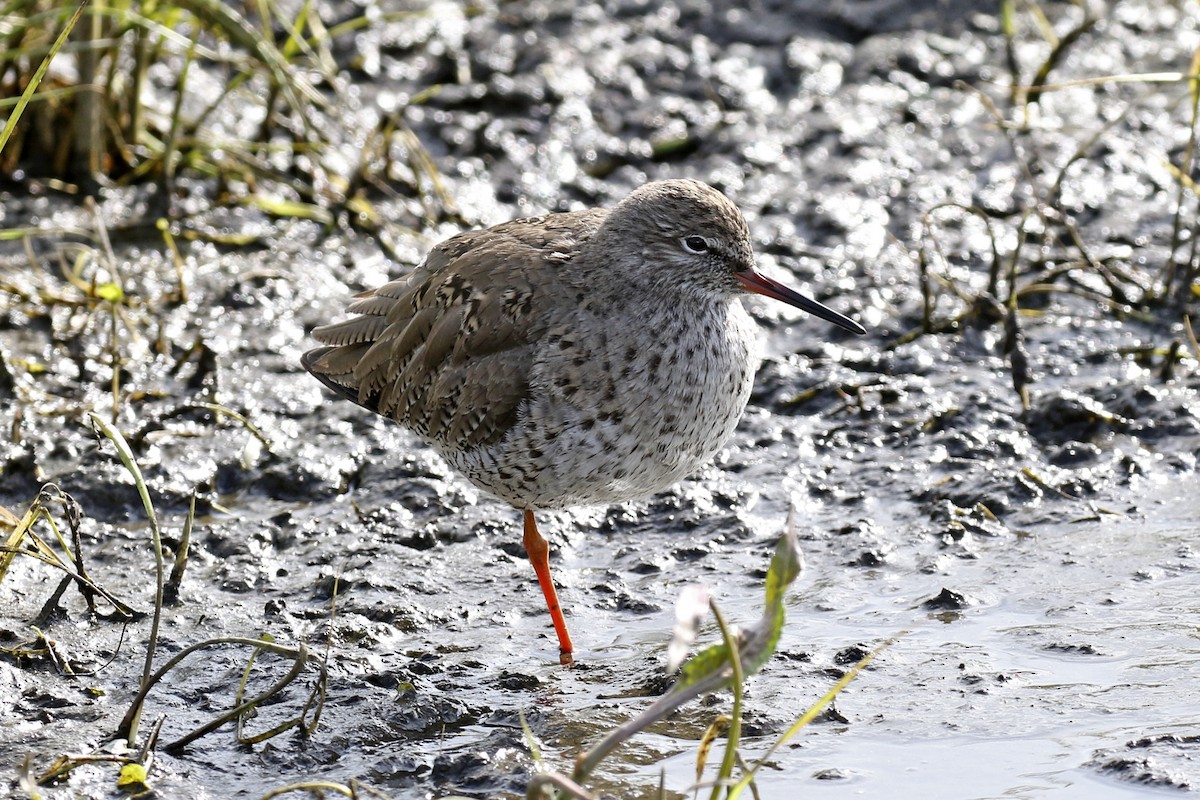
[0,0,455,237]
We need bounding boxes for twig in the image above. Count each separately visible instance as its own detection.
[112,635,314,750]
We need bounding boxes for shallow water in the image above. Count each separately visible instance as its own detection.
[562,477,1200,798]
[2,0,1200,798]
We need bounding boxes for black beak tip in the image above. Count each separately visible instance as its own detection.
[842,318,867,336]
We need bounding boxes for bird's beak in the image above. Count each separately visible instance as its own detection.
[736,269,866,335]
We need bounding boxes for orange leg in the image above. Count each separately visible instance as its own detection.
[523,509,574,663]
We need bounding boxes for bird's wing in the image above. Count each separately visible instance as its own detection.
[303,210,603,449]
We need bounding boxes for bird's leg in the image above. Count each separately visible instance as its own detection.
[523,509,574,663]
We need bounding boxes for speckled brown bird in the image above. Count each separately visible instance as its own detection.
[302,179,864,661]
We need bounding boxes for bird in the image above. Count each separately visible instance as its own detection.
[301,179,865,663]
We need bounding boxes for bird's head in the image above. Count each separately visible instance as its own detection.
[597,179,865,335]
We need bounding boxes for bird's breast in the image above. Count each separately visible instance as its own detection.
[464,298,762,509]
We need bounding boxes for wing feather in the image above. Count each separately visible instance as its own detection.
[302,209,605,450]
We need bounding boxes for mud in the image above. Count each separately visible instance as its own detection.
[2,1,1199,798]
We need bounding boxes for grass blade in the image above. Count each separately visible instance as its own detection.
[88,412,165,746]
[0,0,90,158]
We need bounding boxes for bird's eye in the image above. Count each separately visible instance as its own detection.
[681,235,709,254]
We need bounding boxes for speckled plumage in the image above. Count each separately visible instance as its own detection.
[304,180,762,508]
[302,179,864,658]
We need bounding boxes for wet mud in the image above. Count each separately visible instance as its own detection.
[2,1,1199,798]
